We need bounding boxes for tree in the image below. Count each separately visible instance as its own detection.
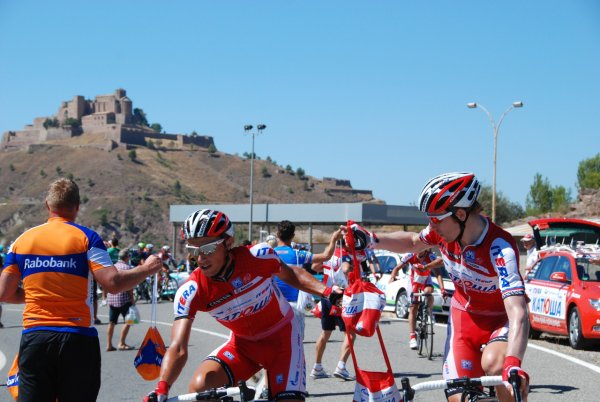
[173,180,182,197]
[190,131,198,138]
[128,150,137,162]
[526,174,553,215]
[150,123,162,132]
[477,185,525,225]
[525,173,572,215]
[63,117,80,128]
[296,167,306,179]
[133,108,149,126]
[43,118,59,129]
[207,144,217,154]
[261,166,271,178]
[577,153,600,189]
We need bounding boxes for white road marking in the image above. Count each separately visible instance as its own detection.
[0,349,6,371]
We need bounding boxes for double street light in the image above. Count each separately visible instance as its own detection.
[467,101,523,223]
[244,124,267,241]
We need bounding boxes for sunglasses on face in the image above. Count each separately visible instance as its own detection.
[428,210,453,224]
[186,238,224,257]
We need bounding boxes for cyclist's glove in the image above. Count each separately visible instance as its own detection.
[143,380,169,402]
[346,223,378,251]
[502,356,529,384]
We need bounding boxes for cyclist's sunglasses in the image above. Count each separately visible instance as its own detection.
[427,210,453,224]
[186,238,224,257]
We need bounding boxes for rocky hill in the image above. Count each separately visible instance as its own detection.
[0,141,378,248]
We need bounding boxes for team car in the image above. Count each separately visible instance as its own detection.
[524,218,600,349]
[374,250,454,318]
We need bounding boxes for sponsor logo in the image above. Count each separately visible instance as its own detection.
[276,374,284,384]
[224,351,235,360]
[218,293,272,321]
[530,297,563,318]
[532,314,562,327]
[24,257,77,270]
[231,277,243,289]
[448,271,497,293]
[465,250,475,261]
[176,283,197,314]
[290,371,299,386]
[492,245,510,288]
[7,374,18,387]
[461,360,473,370]
[206,292,232,309]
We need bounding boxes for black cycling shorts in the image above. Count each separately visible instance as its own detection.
[320,297,346,332]
[18,330,101,402]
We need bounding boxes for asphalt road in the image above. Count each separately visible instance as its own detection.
[1,302,599,402]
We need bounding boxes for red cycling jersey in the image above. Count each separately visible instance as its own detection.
[401,252,437,286]
[419,217,526,315]
[173,246,293,340]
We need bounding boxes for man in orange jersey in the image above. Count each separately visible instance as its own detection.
[0,178,163,402]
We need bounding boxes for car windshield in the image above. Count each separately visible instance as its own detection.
[576,258,600,282]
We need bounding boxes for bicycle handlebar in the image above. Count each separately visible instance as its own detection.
[401,372,523,402]
[166,381,256,402]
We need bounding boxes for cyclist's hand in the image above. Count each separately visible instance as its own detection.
[344,223,378,250]
[503,356,529,399]
[143,380,169,402]
[323,285,344,307]
[441,289,450,301]
[413,263,425,272]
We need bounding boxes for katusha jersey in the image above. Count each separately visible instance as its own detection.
[173,246,293,340]
[400,252,438,285]
[419,217,525,315]
[2,216,112,335]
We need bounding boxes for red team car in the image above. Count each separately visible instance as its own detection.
[524,218,600,349]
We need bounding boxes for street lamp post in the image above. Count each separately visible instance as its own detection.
[244,124,267,241]
[467,101,523,223]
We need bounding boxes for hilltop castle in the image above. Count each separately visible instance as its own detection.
[1,89,214,151]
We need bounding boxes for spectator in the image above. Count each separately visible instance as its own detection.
[242,239,252,248]
[310,243,356,381]
[273,220,342,336]
[521,234,538,273]
[266,234,277,248]
[0,178,162,402]
[106,249,135,351]
[107,238,120,264]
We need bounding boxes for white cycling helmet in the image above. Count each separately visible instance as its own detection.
[418,172,480,215]
[182,209,234,240]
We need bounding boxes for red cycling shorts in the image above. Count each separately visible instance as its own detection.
[442,305,509,380]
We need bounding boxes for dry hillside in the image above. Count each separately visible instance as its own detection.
[0,143,377,248]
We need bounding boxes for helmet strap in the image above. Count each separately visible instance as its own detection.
[211,253,234,282]
[451,209,471,246]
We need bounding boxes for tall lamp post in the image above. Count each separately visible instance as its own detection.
[466,101,523,223]
[244,124,267,241]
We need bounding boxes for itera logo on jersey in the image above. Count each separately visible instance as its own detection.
[24,257,77,270]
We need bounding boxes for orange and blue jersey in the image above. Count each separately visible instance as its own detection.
[2,216,113,336]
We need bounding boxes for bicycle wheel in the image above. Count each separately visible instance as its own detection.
[417,304,427,356]
[425,306,434,359]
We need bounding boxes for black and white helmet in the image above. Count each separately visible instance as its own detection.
[182,209,234,240]
[418,172,481,215]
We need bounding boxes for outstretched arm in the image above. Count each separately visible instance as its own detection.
[276,261,328,296]
[311,229,343,264]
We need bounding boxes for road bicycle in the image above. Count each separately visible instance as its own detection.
[166,380,263,402]
[414,292,435,359]
[399,369,523,402]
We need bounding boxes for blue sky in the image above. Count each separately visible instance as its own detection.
[1,1,599,206]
